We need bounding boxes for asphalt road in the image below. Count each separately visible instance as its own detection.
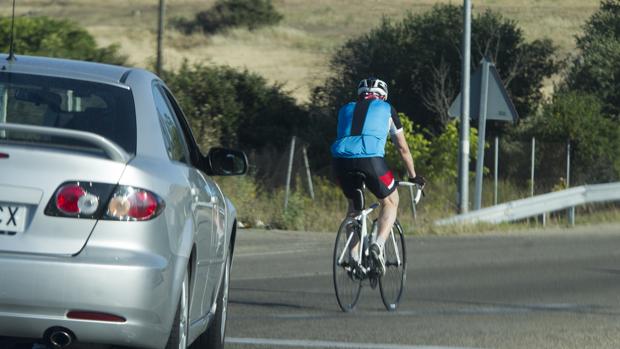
[226,224,620,349]
[3,223,620,349]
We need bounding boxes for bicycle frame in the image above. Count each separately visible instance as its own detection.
[337,182,423,276]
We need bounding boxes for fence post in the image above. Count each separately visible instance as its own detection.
[302,146,315,200]
[284,136,296,212]
[530,136,535,197]
[494,136,499,206]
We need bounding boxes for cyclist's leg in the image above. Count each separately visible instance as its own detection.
[360,157,398,274]
[345,198,362,262]
[333,158,362,263]
[376,190,399,249]
[362,157,398,249]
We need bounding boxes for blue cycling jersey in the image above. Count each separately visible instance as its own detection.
[331,99,402,158]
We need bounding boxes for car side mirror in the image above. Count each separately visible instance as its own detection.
[203,147,248,176]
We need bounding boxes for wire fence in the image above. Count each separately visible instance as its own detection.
[230,135,619,231]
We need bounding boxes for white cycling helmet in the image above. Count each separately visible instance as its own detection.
[357,77,388,99]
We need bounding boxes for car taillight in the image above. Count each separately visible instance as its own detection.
[46,182,164,221]
[56,184,99,215]
[105,186,164,221]
[46,182,113,219]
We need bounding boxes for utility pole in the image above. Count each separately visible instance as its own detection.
[156,0,165,76]
[457,0,472,213]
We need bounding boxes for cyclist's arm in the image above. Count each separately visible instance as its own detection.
[388,107,417,179]
[390,131,417,179]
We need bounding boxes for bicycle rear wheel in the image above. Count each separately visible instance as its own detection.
[333,217,362,312]
[379,219,407,311]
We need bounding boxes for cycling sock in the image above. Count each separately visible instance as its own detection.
[374,237,385,251]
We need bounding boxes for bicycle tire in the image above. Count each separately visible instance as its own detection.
[333,217,363,312]
[379,219,407,311]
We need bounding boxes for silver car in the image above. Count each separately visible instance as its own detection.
[0,54,247,349]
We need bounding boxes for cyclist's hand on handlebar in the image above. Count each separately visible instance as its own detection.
[408,175,426,187]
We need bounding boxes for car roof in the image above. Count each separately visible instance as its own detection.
[0,54,141,87]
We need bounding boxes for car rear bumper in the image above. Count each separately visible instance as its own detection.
[0,245,186,349]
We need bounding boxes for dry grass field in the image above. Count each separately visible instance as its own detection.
[2,0,601,102]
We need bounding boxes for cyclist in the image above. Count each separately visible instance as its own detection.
[331,77,425,275]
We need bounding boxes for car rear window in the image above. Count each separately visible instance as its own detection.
[0,72,136,155]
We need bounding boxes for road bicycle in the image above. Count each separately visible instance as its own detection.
[333,174,424,312]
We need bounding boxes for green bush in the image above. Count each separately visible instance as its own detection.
[384,117,481,183]
[162,61,309,152]
[384,114,431,178]
[0,17,126,65]
[179,0,283,34]
[426,120,481,183]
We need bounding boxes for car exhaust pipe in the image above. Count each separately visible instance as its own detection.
[44,327,74,349]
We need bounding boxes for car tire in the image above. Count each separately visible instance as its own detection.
[165,268,190,349]
[190,252,231,349]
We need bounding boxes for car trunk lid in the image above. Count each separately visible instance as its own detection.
[0,145,127,255]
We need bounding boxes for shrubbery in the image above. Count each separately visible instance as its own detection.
[516,91,620,183]
[174,0,283,34]
[162,62,309,153]
[0,17,126,65]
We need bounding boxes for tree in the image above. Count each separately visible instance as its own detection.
[565,0,620,118]
[312,4,558,136]
[0,17,126,65]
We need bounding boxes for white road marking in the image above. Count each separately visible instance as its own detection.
[232,271,332,281]
[236,248,324,258]
[226,337,483,349]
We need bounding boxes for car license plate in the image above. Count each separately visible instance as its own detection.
[0,204,27,235]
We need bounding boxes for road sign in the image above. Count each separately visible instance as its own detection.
[449,58,518,122]
[449,57,519,210]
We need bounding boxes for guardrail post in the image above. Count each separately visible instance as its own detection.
[568,207,575,227]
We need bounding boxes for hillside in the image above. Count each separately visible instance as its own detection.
[3,0,600,102]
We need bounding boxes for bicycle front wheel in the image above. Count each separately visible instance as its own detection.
[379,219,407,311]
[333,217,362,312]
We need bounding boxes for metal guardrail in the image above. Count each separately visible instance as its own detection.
[436,182,620,225]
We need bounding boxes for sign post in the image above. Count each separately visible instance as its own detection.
[449,57,518,210]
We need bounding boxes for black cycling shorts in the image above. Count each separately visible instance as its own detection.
[333,157,396,200]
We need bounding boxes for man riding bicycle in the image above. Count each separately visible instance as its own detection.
[331,77,425,276]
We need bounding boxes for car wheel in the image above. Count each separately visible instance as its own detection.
[165,268,189,349]
[191,252,231,349]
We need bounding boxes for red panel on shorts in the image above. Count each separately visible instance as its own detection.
[379,170,395,189]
